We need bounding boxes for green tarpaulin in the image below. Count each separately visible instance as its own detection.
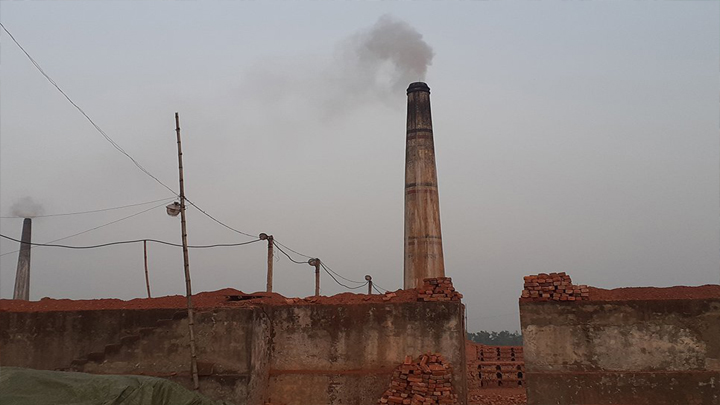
[0,367,237,405]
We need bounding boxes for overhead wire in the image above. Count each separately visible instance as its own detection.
[274,240,313,259]
[372,282,390,293]
[320,261,366,285]
[0,197,173,218]
[320,263,368,290]
[0,23,178,198]
[0,202,169,257]
[1,23,258,241]
[184,198,256,239]
[272,239,373,291]
[272,240,308,264]
[0,234,261,250]
[1,23,367,289]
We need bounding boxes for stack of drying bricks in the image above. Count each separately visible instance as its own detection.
[379,353,458,405]
[521,272,589,301]
[418,278,463,302]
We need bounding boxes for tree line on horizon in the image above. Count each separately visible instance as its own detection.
[467,330,523,346]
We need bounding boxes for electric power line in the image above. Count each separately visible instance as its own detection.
[0,202,168,257]
[274,240,313,259]
[1,23,259,242]
[1,23,364,288]
[321,262,366,285]
[184,198,256,239]
[0,23,178,198]
[273,241,308,264]
[0,234,260,250]
[373,282,390,293]
[0,198,173,219]
[320,263,368,290]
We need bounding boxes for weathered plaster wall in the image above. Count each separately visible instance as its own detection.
[267,302,467,405]
[0,301,467,405]
[0,307,263,401]
[519,297,720,405]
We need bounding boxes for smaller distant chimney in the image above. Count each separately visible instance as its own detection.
[13,218,31,300]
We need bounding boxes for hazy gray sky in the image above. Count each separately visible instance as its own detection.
[1,2,718,332]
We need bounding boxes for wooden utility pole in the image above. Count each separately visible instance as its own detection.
[365,275,372,295]
[175,112,200,391]
[309,258,321,296]
[260,233,274,292]
[143,240,151,298]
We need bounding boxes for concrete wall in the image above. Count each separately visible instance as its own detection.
[0,307,263,401]
[519,297,720,405]
[0,301,467,405]
[267,302,467,405]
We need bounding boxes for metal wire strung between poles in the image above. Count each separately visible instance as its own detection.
[0,234,261,250]
[2,23,377,293]
[321,262,366,285]
[320,263,368,290]
[372,282,390,293]
[0,197,174,218]
[272,240,308,264]
[0,202,172,258]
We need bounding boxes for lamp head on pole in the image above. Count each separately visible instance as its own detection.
[166,202,181,217]
[308,258,320,267]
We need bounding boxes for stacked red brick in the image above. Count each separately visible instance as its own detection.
[521,272,589,301]
[379,353,459,405]
[418,278,463,302]
[466,342,525,390]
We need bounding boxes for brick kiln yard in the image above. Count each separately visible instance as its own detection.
[2,276,719,405]
[0,277,467,405]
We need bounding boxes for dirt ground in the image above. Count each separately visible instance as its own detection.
[468,388,527,405]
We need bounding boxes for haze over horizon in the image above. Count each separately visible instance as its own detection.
[1,2,718,332]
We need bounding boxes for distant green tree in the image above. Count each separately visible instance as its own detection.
[467,330,523,346]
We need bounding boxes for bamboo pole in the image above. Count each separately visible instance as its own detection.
[143,240,151,298]
[175,112,200,391]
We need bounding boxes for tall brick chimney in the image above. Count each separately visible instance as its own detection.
[13,218,31,300]
[404,82,445,289]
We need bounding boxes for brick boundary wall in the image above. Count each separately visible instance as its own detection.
[519,273,720,405]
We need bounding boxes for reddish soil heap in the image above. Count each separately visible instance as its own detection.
[519,272,719,303]
[418,277,463,302]
[378,353,459,405]
[520,273,588,302]
[586,284,720,301]
[0,288,421,313]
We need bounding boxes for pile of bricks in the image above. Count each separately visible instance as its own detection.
[466,342,525,390]
[378,353,459,405]
[521,272,589,301]
[418,278,463,302]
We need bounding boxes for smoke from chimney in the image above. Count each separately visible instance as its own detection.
[342,15,435,92]
[238,15,435,121]
[9,197,44,218]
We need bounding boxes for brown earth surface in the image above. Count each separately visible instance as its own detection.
[468,388,526,405]
[520,284,719,303]
[0,288,419,313]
